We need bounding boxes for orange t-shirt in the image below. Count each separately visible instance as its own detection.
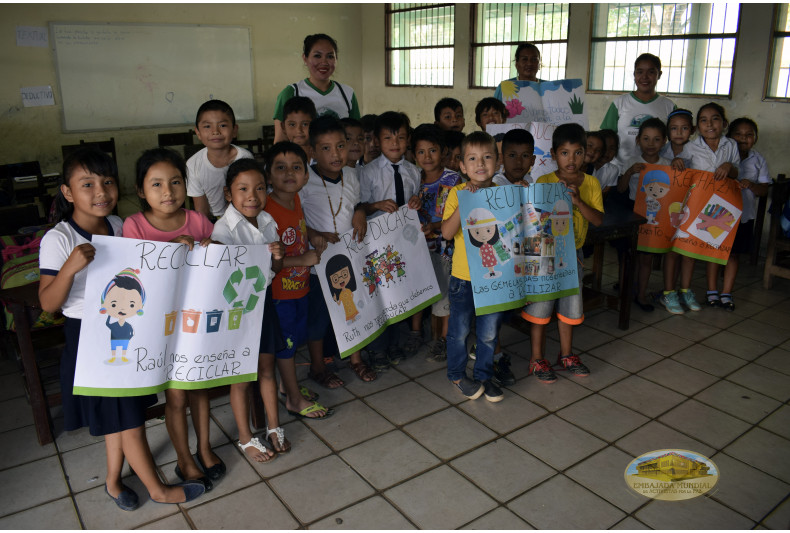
[264,196,310,299]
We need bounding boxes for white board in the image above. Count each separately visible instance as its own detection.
[51,23,255,132]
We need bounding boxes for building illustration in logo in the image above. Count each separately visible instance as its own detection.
[634,451,711,482]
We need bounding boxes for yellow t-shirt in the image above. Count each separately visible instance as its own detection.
[442,183,473,281]
[537,172,604,249]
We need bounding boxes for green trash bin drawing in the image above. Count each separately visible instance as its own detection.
[228,308,244,330]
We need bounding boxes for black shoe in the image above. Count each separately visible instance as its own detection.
[150,481,206,505]
[195,453,226,481]
[105,483,139,511]
[492,354,516,386]
[453,376,484,400]
[367,349,390,372]
[483,380,504,402]
[175,464,213,492]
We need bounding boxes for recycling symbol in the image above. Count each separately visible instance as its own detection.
[222,266,266,313]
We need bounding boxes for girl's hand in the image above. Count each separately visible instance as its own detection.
[352,209,367,243]
[198,237,212,248]
[407,195,421,210]
[515,179,530,188]
[310,233,328,254]
[318,231,340,244]
[625,163,645,177]
[671,157,686,171]
[373,199,398,213]
[739,180,753,191]
[268,242,285,260]
[466,183,480,193]
[713,163,733,181]
[172,235,197,250]
[302,249,321,266]
[63,243,96,275]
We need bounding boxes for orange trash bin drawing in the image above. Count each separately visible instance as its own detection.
[181,309,201,333]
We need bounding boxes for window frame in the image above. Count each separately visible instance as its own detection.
[385,3,456,88]
[587,3,742,99]
[764,3,790,101]
[468,3,571,90]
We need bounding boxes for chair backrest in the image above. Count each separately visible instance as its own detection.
[236,138,265,157]
[0,161,45,206]
[158,131,198,159]
[261,125,276,151]
[61,138,118,167]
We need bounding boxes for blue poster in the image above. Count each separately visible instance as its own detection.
[458,184,579,315]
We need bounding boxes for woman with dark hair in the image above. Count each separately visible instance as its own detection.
[493,42,545,102]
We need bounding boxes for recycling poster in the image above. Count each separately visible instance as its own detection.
[74,236,271,396]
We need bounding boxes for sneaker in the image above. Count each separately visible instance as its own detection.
[453,376,484,400]
[469,343,477,360]
[492,354,516,386]
[427,337,447,362]
[403,331,422,357]
[528,359,557,383]
[387,345,404,366]
[659,291,685,315]
[557,354,590,377]
[680,290,701,311]
[483,380,504,402]
[367,349,390,372]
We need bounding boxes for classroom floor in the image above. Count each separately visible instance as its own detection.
[1,247,789,530]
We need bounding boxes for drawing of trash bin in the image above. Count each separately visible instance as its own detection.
[164,311,177,336]
[206,310,223,333]
[181,309,201,333]
[228,308,244,330]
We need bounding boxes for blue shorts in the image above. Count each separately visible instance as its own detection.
[110,339,130,351]
[274,295,309,359]
[521,249,585,326]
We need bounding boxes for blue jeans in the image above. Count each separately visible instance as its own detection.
[446,276,504,383]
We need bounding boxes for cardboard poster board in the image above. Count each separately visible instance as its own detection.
[497,79,588,129]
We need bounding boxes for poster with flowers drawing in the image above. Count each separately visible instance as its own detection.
[495,79,588,129]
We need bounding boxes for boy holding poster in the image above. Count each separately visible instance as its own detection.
[522,124,603,383]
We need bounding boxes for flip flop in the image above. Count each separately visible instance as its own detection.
[287,401,334,420]
[278,385,319,403]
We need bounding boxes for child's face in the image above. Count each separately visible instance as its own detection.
[633,59,661,95]
[471,225,496,243]
[313,131,347,178]
[104,285,142,322]
[477,108,505,130]
[414,140,442,174]
[344,125,365,165]
[645,182,670,200]
[377,126,409,163]
[224,169,267,223]
[636,127,665,158]
[303,39,336,84]
[502,143,535,182]
[459,142,498,185]
[282,112,312,147]
[61,166,118,219]
[363,129,381,162]
[601,137,618,164]
[443,146,462,172]
[584,137,604,165]
[697,107,726,141]
[551,142,585,178]
[139,161,186,216]
[330,266,351,290]
[436,106,465,132]
[268,152,308,196]
[195,110,237,150]
[668,116,694,147]
[516,48,541,81]
[730,122,757,154]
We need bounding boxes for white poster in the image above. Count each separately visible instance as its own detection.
[486,122,557,183]
[316,206,441,357]
[74,236,270,397]
[20,86,55,107]
[16,26,48,47]
[497,79,588,129]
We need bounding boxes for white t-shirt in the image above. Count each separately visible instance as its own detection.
[300,165,362,236]
[593,162,620,190]
[39,216,124,319]
[186,145,254,217]
[623,155,671,201]
[684,136,741,174]
[211,202,279,282]
[739,149,771,223]
[359,154,421,219]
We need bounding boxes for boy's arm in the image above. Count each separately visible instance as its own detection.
[566,183,604,227]
[192,195,211,218]
[441,208,461,240]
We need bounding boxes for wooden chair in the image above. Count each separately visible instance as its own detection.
[763,174,790,289]
[751,191,769,265]
[61,137,118,166]
[261,125,276,151]
[157,131,197,159]
[0,162,51,226]
[236,138,265,158]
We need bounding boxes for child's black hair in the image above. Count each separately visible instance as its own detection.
[667,108,694,126]
[598,128,620,154]
[501,129,535,153]
[325,254,356,299]
[226,158,265,188]
[635,53,661,70]
[283,96,317,120]
[444,130,465,152]
[55,147,118,222]
[468,225,501,248]
[303,34,338,57]
[360,114,378,133]
[727,117,759,141]
[374,111,411,138]
[551,123,587,151]
[514,42,541,62]
[263,141,309,178]
[309,115,346,147]
[461,131,497,158]
[434,98,463,121]
[340,117,363,130]
[411,123,446,151]
[135,148,187,213]
[697,102,729,128]
[637,117,667,139]
[475,97,508,125]
[587,130,606,147]
[195,99,236,126]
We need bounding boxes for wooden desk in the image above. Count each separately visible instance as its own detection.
[585,204,647,330]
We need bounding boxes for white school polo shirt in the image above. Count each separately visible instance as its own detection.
[593,161,620,190]
[684,136,741,174]
[186,145,254,217]
[359,154,421,219]
[739,149,771,223]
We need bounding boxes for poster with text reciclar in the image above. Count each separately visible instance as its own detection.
[316,206,440,358]
[74,235,271,397]
[497,79,588,129]
[458,184,579,315]
[635,164,743,264]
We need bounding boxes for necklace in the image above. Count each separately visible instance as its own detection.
[314,166,344,234]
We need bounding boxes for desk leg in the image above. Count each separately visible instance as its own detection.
[618,233,636,330]
[10,302,53,445]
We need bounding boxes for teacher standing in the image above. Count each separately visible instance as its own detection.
[493,42,544,102]
[273,34,361,143]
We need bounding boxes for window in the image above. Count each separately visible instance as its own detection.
[471,3,569,88]
[386,3,455,87]
[589,3,740,96]
[766,4,790,99]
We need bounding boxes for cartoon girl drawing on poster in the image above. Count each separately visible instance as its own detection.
[99,267,146,364]
[466,207,509,279]
[326,254,359,324]
[641,169,671,225]
[544,200,571,268]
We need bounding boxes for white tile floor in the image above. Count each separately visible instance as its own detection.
[1,249,789,529]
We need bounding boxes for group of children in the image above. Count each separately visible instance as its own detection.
[39,48,770,510]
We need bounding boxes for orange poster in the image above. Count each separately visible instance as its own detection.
[635,165,743,265]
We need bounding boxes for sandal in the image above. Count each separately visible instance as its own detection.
[266,426,291,454]
[308,369,345,389]
[350,361,377,382]
[237,437,276,463]
[279,386,319,403]
[287,401,334,420]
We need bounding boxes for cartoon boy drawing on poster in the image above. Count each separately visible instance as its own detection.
[543,200,571,268]
[466,207,510,279]
[641,169,671,225]
[326,254,360,324]
[99,267,146,364]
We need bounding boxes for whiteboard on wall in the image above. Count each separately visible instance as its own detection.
[51,22,254,132]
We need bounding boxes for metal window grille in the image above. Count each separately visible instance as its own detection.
[766,4,790,99]
[386,3,455,87]
[589,3,740,97]
[470,3,569,89]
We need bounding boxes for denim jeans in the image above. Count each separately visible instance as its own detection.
[446,276,504,383]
